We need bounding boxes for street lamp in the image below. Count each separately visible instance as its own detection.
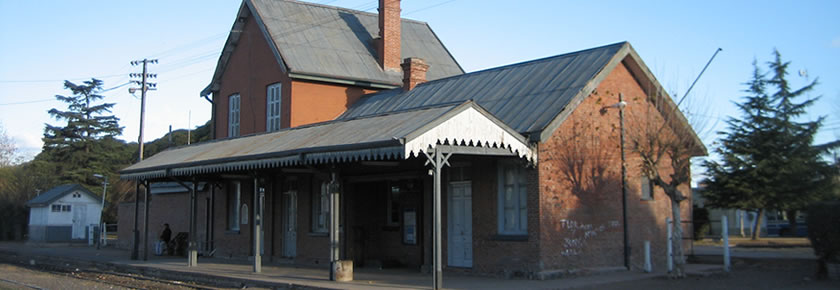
[93,174,108,249]
[601,95,629,270]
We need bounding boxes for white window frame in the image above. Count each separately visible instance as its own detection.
[62,204,71,212]
[311,181,329,233]
[51,204,61,212]
[228,181,241,231]
[641,175,654,200]
[497,161,528,235]
[228,94,240,137]
[266,83,282,132]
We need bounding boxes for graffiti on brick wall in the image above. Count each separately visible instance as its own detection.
[558,219,620,256]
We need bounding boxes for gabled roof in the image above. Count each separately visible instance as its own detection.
[203,0,463,95]
[26,184,99,208]
[121,101,534,180]
[339,41,706,155]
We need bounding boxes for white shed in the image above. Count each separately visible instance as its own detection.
[26,184,102,242]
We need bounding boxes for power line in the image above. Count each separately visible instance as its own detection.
[0,98,55,106]
[0,73,127,84]
[405,0,457,15]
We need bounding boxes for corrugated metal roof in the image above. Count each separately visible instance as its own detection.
[121,104,458,179]
[121,101,537,180]
[26,184,99,207]
[249,0,463,85]
[338,42,627,135]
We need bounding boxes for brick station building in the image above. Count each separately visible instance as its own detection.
[118,0,705,282]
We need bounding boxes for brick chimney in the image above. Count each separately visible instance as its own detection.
[402,57,429,91]
[378,0,401,72]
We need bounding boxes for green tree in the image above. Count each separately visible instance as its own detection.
[703,50,835,240]
[41,79,125,186]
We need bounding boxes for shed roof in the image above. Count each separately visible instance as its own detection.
[203,0,463,95]
[121,101,534,180]
[26,184,99,208]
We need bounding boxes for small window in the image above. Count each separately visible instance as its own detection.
[641,175,654,200]
[266,83,282,132]
[228,181,241,231]
[228,94,240,137]
[51,205,61,212]
[62,205,71,212]
[498,161,528,235]
[311,181,329,233]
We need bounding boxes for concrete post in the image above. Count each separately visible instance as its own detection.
[188,181,198,267]
[722,215,730,272]
[253,178,262,273]
[132,182,140,260]
[143,184,150,261]
[667,217,673,273]
[644,241,651,273]
[433,150,443,290]
[329,172,348,281]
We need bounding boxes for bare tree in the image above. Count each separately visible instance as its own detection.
[628,91,707,278]
[0,122,19,167]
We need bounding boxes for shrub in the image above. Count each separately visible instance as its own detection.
[806,201,840,264]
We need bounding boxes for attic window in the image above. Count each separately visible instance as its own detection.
[73,193,81,198]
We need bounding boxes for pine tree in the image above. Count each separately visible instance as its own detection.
[41,79,124,187]
[703,50,834,240]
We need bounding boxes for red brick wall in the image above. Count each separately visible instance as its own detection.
[537,61,693,273]
[213,16,380,138]
[465,157,542,277]
[288,81,376,128]
[116,191,211,256]
[214,16,289,139]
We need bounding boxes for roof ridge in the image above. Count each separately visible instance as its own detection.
[273,0,430,25]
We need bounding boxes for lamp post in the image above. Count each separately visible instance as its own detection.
[93,174,108,249]
[602,95,629,269]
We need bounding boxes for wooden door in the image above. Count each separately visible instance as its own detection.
[447,181,472,267]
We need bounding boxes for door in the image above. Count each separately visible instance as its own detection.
[447,181,473,267]
[283,190,297,258]
[72,205,86,239]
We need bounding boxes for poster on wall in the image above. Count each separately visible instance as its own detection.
[403,208,417,245]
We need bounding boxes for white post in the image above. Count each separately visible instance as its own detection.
[103,224,108,246]
[666,218,673,273]
[722,215,730,272]
[644,240,651,273]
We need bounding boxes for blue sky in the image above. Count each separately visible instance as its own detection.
[1,0,838,177]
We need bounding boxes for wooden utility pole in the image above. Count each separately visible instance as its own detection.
[129,59,156,261]
[129,59,158,162]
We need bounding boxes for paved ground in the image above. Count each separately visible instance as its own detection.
[0,241,835,289]
[581,258,839,290]
[694,244,817,259]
